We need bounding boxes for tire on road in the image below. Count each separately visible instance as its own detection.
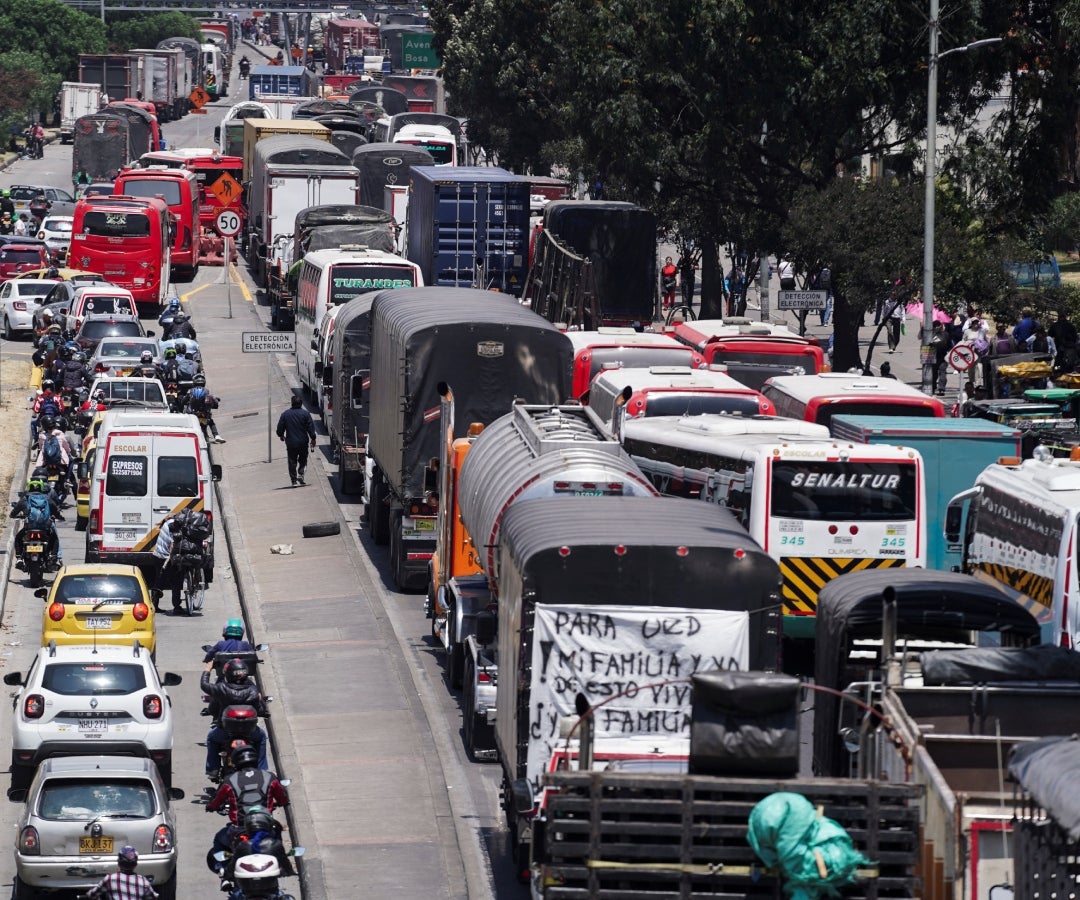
[302,520,340,538]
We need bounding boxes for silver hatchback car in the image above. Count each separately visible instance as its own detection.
[13,755,182,899]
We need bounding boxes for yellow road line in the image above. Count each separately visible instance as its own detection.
[180,283,215,303]
[179,269,252,304]
[230,264,253,302]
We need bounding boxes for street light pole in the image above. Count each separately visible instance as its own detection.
[921,20,1004,393]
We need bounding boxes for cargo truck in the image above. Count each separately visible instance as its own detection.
[156,36,202,101]
[128,50,180,122]
[216,101,272,157]
[366,288,574,590]
[72,113,131,183]
[241,118,330,182]
[59,83,100,144]
[488,495,784,873]
[249,65,314,102]
[431,400,658,753]
[78,54,142,106]
[325,18,381,71]
[830,415,1023,572]
[405,167,532,295]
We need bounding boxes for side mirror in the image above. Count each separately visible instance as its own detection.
[988,886,1015,900]
[475,611,496,647]
[169,787,185,801]
[213,126,221,142]
[201,644,213,653]
[76,462,87,480]
[291,846,305,858]
[7,788,27,803]
[350,373,363,410]
[313,361,323,378]
[321,365,333,387]
[279,778,291,788]
[145,329,155,337]
[3,672,23,686]
[33,588,47,600]
[510,778,535,814]
[161,672,183,687]
[256,643,269,651]
[211,464,223,482]
[944,505,962,544]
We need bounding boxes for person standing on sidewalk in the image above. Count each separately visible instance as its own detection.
[885,300,905,352]
[276,395,316,486]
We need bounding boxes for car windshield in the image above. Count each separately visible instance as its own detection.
[53,574,141,605]
[9,188,37,202]
[643,393,763,418]
[43,219,73,234]
[80,296,134,317]
[41,662,147,696]
[16,283,54,298]
[37,779,155,821]
[96,341,156,360]
[95,381,166,406]
[80,321,142,340]
[1,250,43,265]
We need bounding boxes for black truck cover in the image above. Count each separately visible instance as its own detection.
[314,115,366,135]
[329,294,376,448]
[328,131,368,159]
[292,204,395,259]
[921,644,1080,685]
[73,114,130,182]
[814,569,1040,776]
[349,86,410,116]
[542,200,658,323]
[352,142,434,209]
[294,99,361,120]
[107,103,154,158]
[252,134,348,171]
[1010,735,1080,840]
[367,287,573,498]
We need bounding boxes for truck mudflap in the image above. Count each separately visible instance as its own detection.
[532,774,922,899]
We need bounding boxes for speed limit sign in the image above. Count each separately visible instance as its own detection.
[947,342,978,372]
[214,209,242,238]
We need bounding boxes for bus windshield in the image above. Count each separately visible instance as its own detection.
[813,401,938,428]
[328,264,417,304]
[644,393,761,418]
[82,211,150,238]
[588,347,694,382]
[771,461,918,521]
[398,140,454,164]
[713,349,818,369]
[119,180,182,206]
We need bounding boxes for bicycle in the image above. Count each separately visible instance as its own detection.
[181,559,206,615]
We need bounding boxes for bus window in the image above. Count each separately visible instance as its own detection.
[83,211,150,238]
[812,401,938,428]
[644,393,763,418]
[120,180,182,206]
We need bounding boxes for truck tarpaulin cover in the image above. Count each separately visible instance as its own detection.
[748,792,870,900]
[73,114,130,182]
[329,295,375,447]
[921,644,1080,685]
[293,205,394,258]
[293,99,359,119]
[329,131,367,159]
[689,671,800,777]
[350,86,410,116]
[107,103,154,157]
[527,603,749,788]
[813,568,1039,777]
[367,288,574,497]
[1010,735,1080,839]
[352,143,433,208]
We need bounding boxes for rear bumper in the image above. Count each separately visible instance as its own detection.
[17,851,176,889]
[13,742,157,770]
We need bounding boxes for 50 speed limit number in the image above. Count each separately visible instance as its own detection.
[215,209,241,238]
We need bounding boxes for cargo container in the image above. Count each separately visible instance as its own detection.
[325,18,381,72]
[59,83,100,144]
[241,118,330,182]
[127,50,179,122]
[405,167,531,296]
[382,74,445,113]
[78,54,142,106]
[249,65,314,102]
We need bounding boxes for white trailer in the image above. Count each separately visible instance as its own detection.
[59,82,100,144]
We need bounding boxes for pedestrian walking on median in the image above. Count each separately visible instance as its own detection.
[276,395,316,486]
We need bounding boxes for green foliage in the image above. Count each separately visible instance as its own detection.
[1045,193,1080,251]
[107,13,203,53]
[0,51,61,133]
[0,0,105,82]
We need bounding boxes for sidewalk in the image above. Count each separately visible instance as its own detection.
[195,276,468,898]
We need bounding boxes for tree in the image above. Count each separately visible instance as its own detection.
[0,0,105,82]
[107,13,203,53]
[0,52,60,134]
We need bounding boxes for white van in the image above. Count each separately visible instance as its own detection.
[85,411,220,572]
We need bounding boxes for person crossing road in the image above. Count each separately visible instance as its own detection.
[275,395,316,487]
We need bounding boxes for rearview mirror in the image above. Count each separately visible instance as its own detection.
[350,373,363,410]
[161,672,182,687]
[211,464,223,482]
[510,778,534,814]
[988,886,1015,900]
[33,588,47,600]
[944,505,962,544]
[145,330,155,338]
[475,612,496,647]
[3,672,23,686]
[169,786,185,801]
[7,788,27,803]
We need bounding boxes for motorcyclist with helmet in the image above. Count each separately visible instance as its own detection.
[128,349,160,381]
[214,804,296,883]
[158,295,181,332]
[83,845,158,899]
[202,658,269,776]
[186,372,226,443]
[239,55,251,79]
[164,310,196,342]
[10,477,64,568]
[60,347,89,398]
[30,379,63,445]
[172,340,201,386]
[206,745,291,868]
[204,620,255,666]
[36,414,75,501]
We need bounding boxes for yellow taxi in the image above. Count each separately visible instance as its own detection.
[15,268,107,282]
[38,564,156,656]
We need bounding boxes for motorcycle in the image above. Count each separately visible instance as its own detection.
[203,700,273,784]
[15,528,56,588]
[225,849,304,899]
[165,381,182,413]
[201,645,268,683]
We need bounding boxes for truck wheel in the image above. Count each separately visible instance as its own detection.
[302,520,341,538]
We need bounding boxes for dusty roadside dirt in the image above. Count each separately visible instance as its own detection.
[0,356,31,530]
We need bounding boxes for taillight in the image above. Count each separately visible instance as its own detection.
[132,602,149,621]
[181,226,191,250]
[477,670,492,684]
[78,477,89,494]
[225,706,256,724]
[12,300,26,311]
[144,695,163,718]
[23,694,44,719]
[153,824,173,852]
[48,602,65,622]
[89,511,99,533]
[18,826,40,855]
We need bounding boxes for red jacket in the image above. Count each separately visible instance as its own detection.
[207,772,289,824]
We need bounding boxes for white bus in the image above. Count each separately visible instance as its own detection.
[620,414,927,639]
[295,247,423,395]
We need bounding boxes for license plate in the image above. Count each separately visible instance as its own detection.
[25,544,44,553]
[78,719,108,732]
[113,529,136,542]
[80,836,113,853]
[85,616,112,629]
[413,518,435,532]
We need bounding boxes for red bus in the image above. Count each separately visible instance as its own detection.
[115,167,200,276]
[672,318,828,390]
[139,150,244,235]
[70,195,172,309]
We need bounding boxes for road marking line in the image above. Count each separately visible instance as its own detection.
[180,283,214,303]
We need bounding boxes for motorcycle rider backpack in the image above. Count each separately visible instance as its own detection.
[42,433,63,467]
[189,387,209,413]
[25,492,51,530]
[228,767,273,811]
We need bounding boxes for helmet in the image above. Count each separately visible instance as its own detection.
[71,351,85,364]
[193,373,206,387]
[233,853,282,887]
[223,618,244,639]
[243,805,277,836]
[117,845,138,869]
[46,266,58,278]
[173,312,187,323]
[164,348,176,359]
[31,466,49,479]
[41,379,54,391]
[167,296,180,311]
[224,658,250,684]
[26,478,45,493]
[40,309,52,322]
[140,350,153,364]
[231,743,259,770]
[39,415,56,432]
[174,341,187,355]
[92,390,105,403]
[58,344,71,361]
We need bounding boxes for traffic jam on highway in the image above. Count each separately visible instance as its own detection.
[4,6,1080,900]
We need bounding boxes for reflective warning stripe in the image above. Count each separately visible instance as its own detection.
[973,562,1053,610]
[780,556,907,616]
[131,497,204,551]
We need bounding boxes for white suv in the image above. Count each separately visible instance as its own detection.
[3,642,182,791]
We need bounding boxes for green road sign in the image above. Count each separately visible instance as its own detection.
[402,34,440,69]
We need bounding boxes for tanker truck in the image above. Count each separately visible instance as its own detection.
[366,288,574,590]
[427,397,659,756]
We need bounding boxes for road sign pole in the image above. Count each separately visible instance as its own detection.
[268,354,272,464]
[225,237,232,320]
